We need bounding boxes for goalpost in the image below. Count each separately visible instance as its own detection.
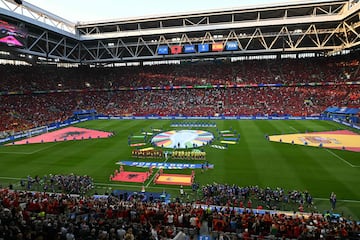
[26,125,48,138]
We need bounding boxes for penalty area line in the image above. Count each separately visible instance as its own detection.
[0,176,23,181]
[324,148,357,167]
[289,126,299,132]
[0,142,63,155]
[145,158,170,188]
[27,142,64,154]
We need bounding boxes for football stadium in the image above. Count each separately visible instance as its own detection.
[0,0,360,239]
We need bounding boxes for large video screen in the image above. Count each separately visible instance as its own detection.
[212,42,223,52]
[226,41,238,51]
[171,45,182,54]
[0,20,27,48]
[157,45,169,55]
[184,45,196,53]
[198,44,209,53]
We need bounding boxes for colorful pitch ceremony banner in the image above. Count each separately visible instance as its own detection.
[212,42,224,51]
[171,45,182,54]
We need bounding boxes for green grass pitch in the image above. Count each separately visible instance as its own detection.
[0,119,359,220]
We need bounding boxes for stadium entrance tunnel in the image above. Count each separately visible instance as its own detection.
[151,130,214,149]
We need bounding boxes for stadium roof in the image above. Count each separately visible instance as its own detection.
[24,0,343,23]
[0,0,359,64]
[75,0,348,24]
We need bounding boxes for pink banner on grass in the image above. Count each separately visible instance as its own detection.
[8,126,113,145]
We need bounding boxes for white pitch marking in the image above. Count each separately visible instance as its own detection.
[289,126,298,132]
[324,148,357,167]
[0,142,63,155]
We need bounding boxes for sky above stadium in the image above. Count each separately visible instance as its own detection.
[24,0,321,22]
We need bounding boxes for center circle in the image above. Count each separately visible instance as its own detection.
[151,130,214,149]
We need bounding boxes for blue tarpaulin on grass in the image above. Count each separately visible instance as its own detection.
[116,161,213,169]
[223,138,239,141]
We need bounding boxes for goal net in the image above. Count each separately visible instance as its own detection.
[26,126,48,138]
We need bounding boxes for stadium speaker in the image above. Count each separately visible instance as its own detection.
[14,0,22,4]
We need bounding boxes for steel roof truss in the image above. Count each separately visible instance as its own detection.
[48,37,65,56]
[137,37,155,56]
[119,39,135,57]
[65,42,80,60]
[27,31,47,52]
[344,22,360,44]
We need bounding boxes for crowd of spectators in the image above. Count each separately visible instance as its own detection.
[0,182,359,240]
[1,84,358,133]
[0,54,359,133]
[0,53,359,91]
[199,184,314,212]
[19,174,94,195]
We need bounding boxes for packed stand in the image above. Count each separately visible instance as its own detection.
[2,84,359,133]
[0,184,359,240]
[0,54,360,133]
[0,54,359,91]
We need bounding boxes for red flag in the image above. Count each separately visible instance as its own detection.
[171,45,182,54]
